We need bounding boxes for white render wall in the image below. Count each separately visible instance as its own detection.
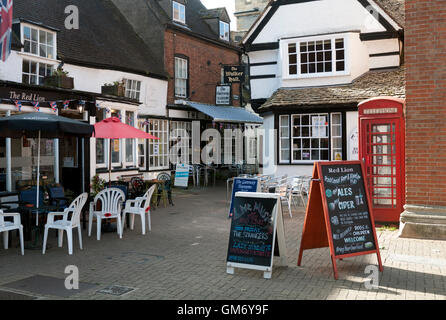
[252,0,389,44]
[64,64,168,116]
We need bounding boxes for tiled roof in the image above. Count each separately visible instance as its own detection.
[260,66,405,110]
[375,0,405,28]
[13,0,167,79]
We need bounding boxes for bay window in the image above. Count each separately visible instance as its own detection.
[285,35,347,78]
[278,112,344,164]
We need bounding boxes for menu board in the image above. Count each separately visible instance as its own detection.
[320,163,376,256]
[297,161,382,280]
[229,178,259,218]
[227,196,278,268]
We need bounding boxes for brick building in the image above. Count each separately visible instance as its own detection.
[399,0,446,239]
[112,0,263,174]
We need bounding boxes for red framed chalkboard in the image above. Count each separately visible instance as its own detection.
[297,161,383,280]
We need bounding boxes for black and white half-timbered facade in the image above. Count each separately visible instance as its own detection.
[243,0,405,176]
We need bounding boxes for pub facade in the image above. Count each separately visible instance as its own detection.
[0,0,168,195]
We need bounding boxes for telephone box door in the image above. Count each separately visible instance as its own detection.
[359,98,405,223]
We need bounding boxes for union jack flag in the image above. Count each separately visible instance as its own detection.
[50,101,58,113]
[63,100,70,110]
[33,101,40,112]
[0,0,13,62]
[14,100,21,111]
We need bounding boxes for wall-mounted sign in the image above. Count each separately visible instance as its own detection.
[223,65,245,83]
[216,85,231,106]
[363,108,398,115]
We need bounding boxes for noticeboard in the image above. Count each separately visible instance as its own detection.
[216,85,231,106]
[297,161,383,279]
[226,192,287,279]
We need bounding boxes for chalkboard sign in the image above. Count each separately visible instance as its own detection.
[226,192,287,279]
[228,178,259,218]
[321,163,376,256]
[297,161,383,280]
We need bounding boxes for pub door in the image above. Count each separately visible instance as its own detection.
[359,98,405,223]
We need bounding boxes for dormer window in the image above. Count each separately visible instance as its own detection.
[22,25,56,59]
[219,21,230,41]
[173,1,186,24]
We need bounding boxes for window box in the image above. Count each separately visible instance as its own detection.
[43,74,74,89]
[101,82,125,97]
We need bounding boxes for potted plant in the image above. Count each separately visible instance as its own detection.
[101,80,125,97]
[44,68,74,89]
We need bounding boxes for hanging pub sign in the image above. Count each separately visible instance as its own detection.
[297,161,383,280]
[226,192,287,279]
[223,65,245,83]
[216,85,231,106]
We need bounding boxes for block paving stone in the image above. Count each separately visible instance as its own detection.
[0,185,445,300]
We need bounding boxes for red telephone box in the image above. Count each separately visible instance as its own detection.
[358,97,405,223]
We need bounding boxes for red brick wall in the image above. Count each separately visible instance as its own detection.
[405,1,446,206]
[164,29,241,107]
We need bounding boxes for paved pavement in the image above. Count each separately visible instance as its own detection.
[0,184,445,300]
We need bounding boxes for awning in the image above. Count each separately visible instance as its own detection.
[187,102,263,124]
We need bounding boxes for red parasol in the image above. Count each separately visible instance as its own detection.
[93,117,159,183]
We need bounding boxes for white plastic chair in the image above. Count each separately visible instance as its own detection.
[0,210,24,256]
[42,193,88,255]
[89,188,125,240]
[122,185,156,235]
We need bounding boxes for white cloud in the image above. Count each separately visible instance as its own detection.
[201,0,237,31]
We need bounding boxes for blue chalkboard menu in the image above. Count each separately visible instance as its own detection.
[228,178,259,218]
[227,195,278,267]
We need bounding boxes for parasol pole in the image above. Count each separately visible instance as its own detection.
[109,139,112,186]
[36,130,41,226]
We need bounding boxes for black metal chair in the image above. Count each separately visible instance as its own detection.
[156,172,174,207]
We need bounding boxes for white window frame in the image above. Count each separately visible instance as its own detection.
[281,33,349,80]
[21,24,57,60]
[279,115,290,164]
[291,113,330,164]
[172,1,186,24]
[22,59,53,85]
[124,110,137,168]
[148,119,170,171]
[95,108,108,169]
[331,113,343,161]
[124,79,141,101]
[175,57,188,98]
[111,110,122,167]
[170,121,192,165]
[219,21,230,41]
[138,119,148,170]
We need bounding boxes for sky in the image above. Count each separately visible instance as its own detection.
[201,0,237,30]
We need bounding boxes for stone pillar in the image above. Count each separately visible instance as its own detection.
[400,0,446,240]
